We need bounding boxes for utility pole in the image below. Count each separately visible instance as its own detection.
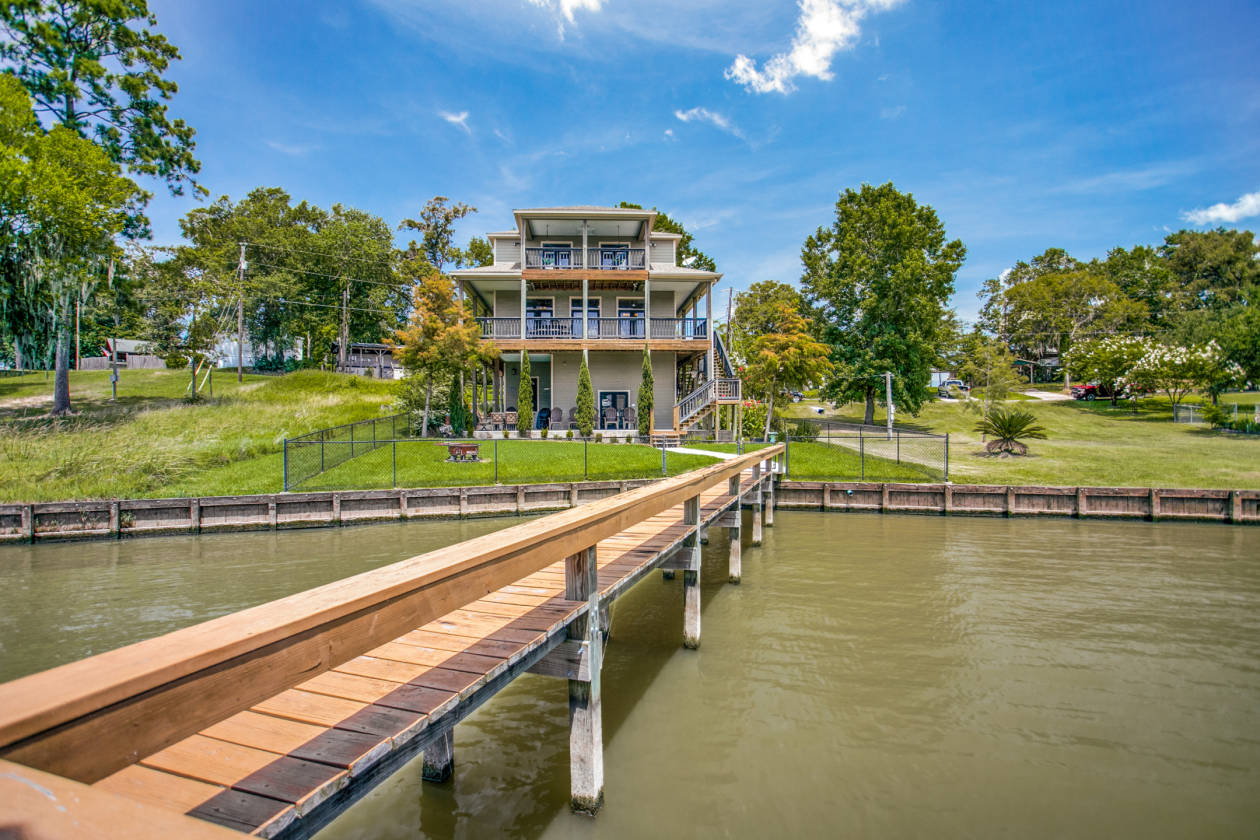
[885,371,894,440]
[338,280,350,373]
[237,243,246,382]
[107,258,118,401]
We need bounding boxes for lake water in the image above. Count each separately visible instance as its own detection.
[2,511,1257,838]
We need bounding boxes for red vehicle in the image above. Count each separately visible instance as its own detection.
[1071,383,1111,401]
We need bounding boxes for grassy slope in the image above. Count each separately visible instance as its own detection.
[783,395,1260,489]
[0,370,398,502]
[686,441,936,482]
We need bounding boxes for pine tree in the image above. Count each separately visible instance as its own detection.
[517,350,533,433]
[637,347,654,436]
[577,355,595,437]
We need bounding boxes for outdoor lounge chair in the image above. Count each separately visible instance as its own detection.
[550,407,565,430]
[567,407,579,429]
[602,406,619,430]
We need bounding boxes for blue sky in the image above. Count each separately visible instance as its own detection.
[144,0,1260,322]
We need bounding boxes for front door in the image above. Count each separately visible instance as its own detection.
[599,391,629,429]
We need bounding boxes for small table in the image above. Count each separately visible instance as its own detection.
[441,442,481,462]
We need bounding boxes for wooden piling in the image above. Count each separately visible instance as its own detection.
[751,463,763,547]
[421,728,454,783]
[566,546,603,814]
[728,475,742,584]
[765,458,775,527]
[682,496,701,649]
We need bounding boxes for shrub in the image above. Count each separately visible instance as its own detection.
[576,356,595,437]
[974,407,1048,456]
[566,429,573,439]
[595,433,603,443]
[502,428,510,439]
[637,348,654,436]
[540,427,548,439]
[517,351,533,433]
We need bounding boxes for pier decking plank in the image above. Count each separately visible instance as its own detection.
[81,466,770,836]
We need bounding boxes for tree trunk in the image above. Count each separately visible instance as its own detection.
[762,379,776,440]
[338,281,350,371]
[421,377,432,438]
[14,343,22,372]
[864,387,875,425]
[1064,369,1071,391]
[51,323,72,416]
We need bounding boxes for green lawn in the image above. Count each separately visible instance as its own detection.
[0,369,399,501]
[686,441,939,482]
[783,395,1260,489]
[299,440,720,491]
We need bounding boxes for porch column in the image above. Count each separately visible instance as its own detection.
[582,221,589,360]
[519,219,527,342]
[706,282,714,384]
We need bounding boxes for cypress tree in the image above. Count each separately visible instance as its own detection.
[637,347,654,436]
[577,355,595,437]
[517,350,533,433]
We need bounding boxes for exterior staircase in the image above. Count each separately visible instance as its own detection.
[659,334,742,446]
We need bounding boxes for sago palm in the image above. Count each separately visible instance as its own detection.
[974,407,1048,456]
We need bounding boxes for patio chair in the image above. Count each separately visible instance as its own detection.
[504,411,517,428]
[602,406,619,430]
[537,408,550,429]
[550,407,565,430]
[567,407,579,429]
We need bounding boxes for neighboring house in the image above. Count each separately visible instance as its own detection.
[450,206,741,439]
[79,338,164,370]
[332,342,401,379]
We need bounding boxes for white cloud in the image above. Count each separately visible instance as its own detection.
[663,128,676,141]
[265,140,316,156]
[880,104,905,119]
[674,106,746,141]
[1182,190,1260,225]
[725,0,903,95]
[439,110,472,134]
[528,0,604,37]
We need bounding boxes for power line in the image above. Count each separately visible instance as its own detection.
[242,241,396,266]
[274,298,400,316]
[248,260,411,289]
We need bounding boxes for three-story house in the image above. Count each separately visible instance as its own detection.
[451,206,741,441]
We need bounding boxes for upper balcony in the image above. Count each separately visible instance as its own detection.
[523,247,647,272]
[476,316,709,350]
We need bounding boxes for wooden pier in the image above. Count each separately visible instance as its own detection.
[0,446,783,838]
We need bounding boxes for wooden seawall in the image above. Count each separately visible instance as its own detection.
[775,481,1260,524]
[0,447,785,837]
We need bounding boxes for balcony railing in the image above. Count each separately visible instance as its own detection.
[476,316,707,341]
[523,248,647,271]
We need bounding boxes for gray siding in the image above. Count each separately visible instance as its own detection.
[517,350,677,430]
[493,238,520,266]
[650,240,676,266]
[495,289,521,319]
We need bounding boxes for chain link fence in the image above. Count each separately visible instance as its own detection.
[285,431,718,492]
[284,413,412,490]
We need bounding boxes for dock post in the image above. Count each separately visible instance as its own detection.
[421,728,454,783]
[751,462,763,547]
[566,545,604,814]
[728,475,742,584]
[682,495,702,649]
[765,456,775,527]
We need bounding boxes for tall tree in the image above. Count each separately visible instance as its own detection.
[617,202,716,271]
[389,258,494,436]
[0,75,141,414]
[399,196,476,274]
[729,280,804,363]
[741,303,833,438]
[1160,228,1259,313]
[1003,265,1147,387]
[516,350,533,433]
[802,182,964,424]
[1,0,201,222]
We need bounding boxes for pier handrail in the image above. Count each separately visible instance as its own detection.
[0,446,783,784]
